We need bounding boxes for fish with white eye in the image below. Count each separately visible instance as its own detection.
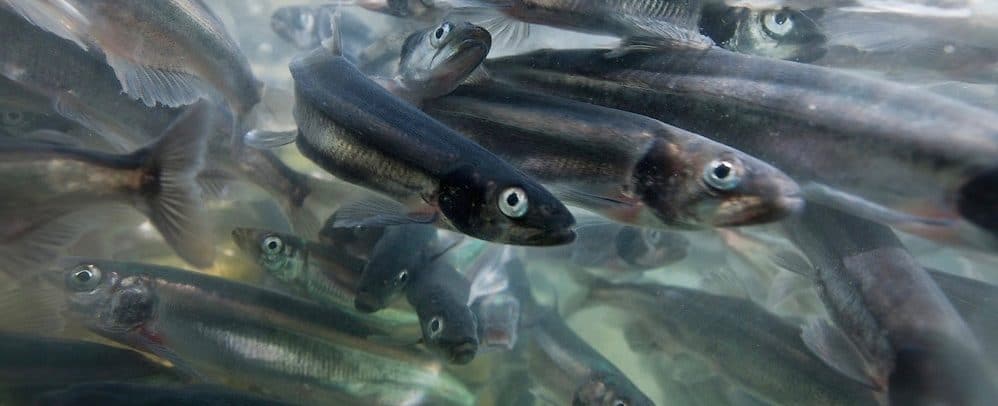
[430,22,453,48]
[1,111,24,126]
[761,10,794,38]
[261,235,284,255]
[499,187,529,218]
[396,269,410,285]
[428,316,444,338]
[704,159,744,191]
[67,264,102,292]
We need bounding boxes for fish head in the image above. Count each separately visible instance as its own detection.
[230,228,306,283]
[53,260,156,336]
[271,6,321,50]
[356,0,433,18]
[573,372,655,406]
[706,6,827,63]
[354,254,420,313]
[399,21,492,99]
[409,261,480,364]
[437,164,576,246]
[635,137,803,228]
[614,227,689,270]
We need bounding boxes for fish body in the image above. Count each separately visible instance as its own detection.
[290,47,575,245]
[590,281,879,405]
[36,383,291,406]
[355,224,439,313]
[397,21,492,100]
[406,259,479,364]
[927,269,998,367]
[486,47,998,248]
[423,82,803,228]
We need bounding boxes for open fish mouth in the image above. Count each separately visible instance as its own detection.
[448,340,479,365]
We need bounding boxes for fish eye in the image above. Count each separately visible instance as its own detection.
[703,159,743,191]
[428,316,444,337]
[498,187,529,218]
[68,264,102,292]
[261,235,284,255]
[2,111,24,126]
[643,229,664,245]
[297,13,315,30]
[762,10,794,37]
[396,269,409,284]
[614,400,629,406]
[430,22,453,48]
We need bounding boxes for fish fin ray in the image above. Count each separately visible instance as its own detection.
[286,198,322,240]
[133,333,209,383]
[553,187,634,212]
[801,318,881,390]
[4,0,90,50]
[0,278,67,334]
[135,102,214,268]
[699,266,751,299]
[0,207,113,278]
[106,54,210,108]
[23,129,84,148]
[196,168,238,201]
[802,183,955,227]
[243,129,297,149]
[329,197,437,228]
[53,93,140,152]
[769,249,817,279]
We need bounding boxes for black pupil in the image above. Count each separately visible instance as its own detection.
[431,319,440,331]
[435,27,444,39]
[506,192,519,206]
[775,13,788,25]
[713,163,732,179]
[75,271,92,282]
[398,272,407,282]
[267,241,279,250]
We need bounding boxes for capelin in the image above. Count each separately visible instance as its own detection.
[398,21,492,98]
[354,290,384,313]
[702,5,827,63]
[271,6,321,50]
[229,228,299,276]
[356,0,429,17]
[573,373,655,406]
[634,136,803,228]
[448,338,479,365]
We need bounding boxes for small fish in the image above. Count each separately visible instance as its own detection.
[504,260,655,406]
[472,292,520,352]
[700,5,827,62]
[0,102,214,268]
[355,224,439,313]
[4,0,261,118]
[50,259,474,406]
[0,332,175,388]
[36,383,292,406]
[484,46,998,251]
[406,259,479,364]
[270,5,340,50]
[589,280,880,405]
[288,45,576,246]
[394,21,492,101]
[423,83,803,228]
[782,202,994,403]
[531,224,689,277]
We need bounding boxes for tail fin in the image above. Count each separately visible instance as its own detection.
[134,101,215,268]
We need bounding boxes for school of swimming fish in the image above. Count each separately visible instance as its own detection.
[0,0,996,405]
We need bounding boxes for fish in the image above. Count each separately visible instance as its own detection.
[49,258,474,405]
[4,0,261,118]
[925,269,998,368]
[484,46,998,250]
[288,45,576,246]
[700,5,827,62]
[35,383,292,406]
[472,292,520,351]
[270,5,342,50]
[395,21,492,100]
[406,258,479,364]
[230,228,422,331]
[589,280,880,405]
[782,201,995,403]
[422,83,803,228]
[355,224,439,313]
[0,332,175,388]
[579,225,690,272]
[504,260,655,406]
[0,102,214,268]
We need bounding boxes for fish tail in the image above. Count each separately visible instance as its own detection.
[957,167,998,236]
[133,101,216,268]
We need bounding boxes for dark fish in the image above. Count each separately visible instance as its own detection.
[36,383,291,406]
[406,259,479,364]
[395,21,492,100]
[50,259,474,405]
[423,83,803,228]
[5,0,261,117]
[289,46,576,245]
[0,102,214,268]
[485,46,998,250]
[0,332,173,388]
[505,259,655,406]
[700,5,827,62]
[318,215,388,257]
[783,202,995,404]
[355,224,439,313]
[589,281,879,405]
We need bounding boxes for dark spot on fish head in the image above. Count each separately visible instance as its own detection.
[105,282,157,331]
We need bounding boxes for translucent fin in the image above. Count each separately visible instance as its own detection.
[106,53,209,108]
[0,278,66,334]
[285,198,322,240]
[476,16,531,49]
[0,207,111,278]
[801,318,881,390]
[320,8,343,56]
[467,246,514,304]
[53,92,141,152]
[4,0,90,50]
[23,129,83,147]
[571,210,616,230]
[133,330,209,383]
[552,187,634,212]
[329,197,437,228]
[700,266,750,299]
[769,249,817,279]
[802,183,955,227]
[196,168,237,201]
[243,129,297,149]
[134,102,214,268]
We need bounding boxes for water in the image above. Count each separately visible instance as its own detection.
[1,0,996,405]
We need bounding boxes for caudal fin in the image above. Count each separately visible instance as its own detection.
[134,101,215,268]
[958,167,998,236]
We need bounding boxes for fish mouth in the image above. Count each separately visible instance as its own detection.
[710,194,805,227]
[448,340,479,365]
[523,227,576,246]
[353,292,384,314]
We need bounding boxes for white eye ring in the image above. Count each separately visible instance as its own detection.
[430,22,453,48]
[703,159,743,191]
[428,316,444,337]
[261,236,284,255]
[69,264,102,291]
[762,10,794,37]
[396,269,409,284]
[498,187,529,218]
